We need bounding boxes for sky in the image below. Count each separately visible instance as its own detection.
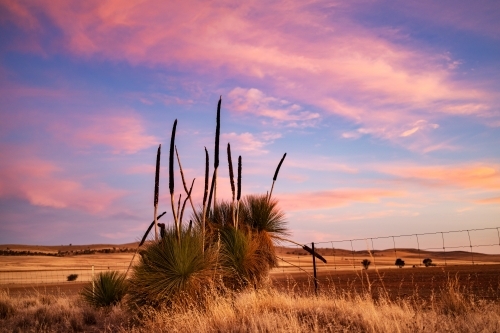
[0,0,499,250]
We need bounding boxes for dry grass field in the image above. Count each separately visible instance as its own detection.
[1,244,500,332]
[2,244,500,296]
[1,278,500,332]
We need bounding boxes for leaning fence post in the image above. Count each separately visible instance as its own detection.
[92,265,95,294]
[312,242,318,296]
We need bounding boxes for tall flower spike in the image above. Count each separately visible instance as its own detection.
[168,119,179,241]
[154,144,161,240]
[213,96,221,214]
[227,143,235,226]
[237,155,242,201]
[268,153,286,201]
[235,155,242,229]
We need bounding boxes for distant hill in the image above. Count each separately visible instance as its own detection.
[0,243,139,256]
[1,243,497,259]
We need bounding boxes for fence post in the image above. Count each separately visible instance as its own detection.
[331,242,336,270]
[467,230,474,265]
[441,233,447,266]
[312,242,318,296]
[392,236,397,264]
[415,234,422,266]
[92,265,95,294]
[370,238,376,268]
[350,240,356,269]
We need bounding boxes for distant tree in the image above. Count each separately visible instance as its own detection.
[423,258,433,267]
[361,259,371,270]
[395,258,405,268]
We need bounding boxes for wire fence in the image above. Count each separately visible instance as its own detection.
[1,226,500,286]
[0,263,131,285]
[275,226,500,277]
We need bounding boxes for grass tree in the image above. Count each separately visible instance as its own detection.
[127,227,216,308]
[219,226,268,289]
[126,97,295,307]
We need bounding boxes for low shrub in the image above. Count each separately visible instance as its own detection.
[81,271,128,308]
[67,274,78,281]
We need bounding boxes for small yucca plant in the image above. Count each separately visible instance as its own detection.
[127,227,216,308]
[81,271,128,308]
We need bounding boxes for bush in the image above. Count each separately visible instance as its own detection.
[395,258,405,268]
[67,274,78,281]
[361,259,371,270]
[423,258,433,267]
[81,271,128,308]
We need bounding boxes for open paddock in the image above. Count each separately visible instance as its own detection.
[1,246,499,300]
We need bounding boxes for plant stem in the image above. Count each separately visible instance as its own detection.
[169,120,179,242]
[175,146,196,214]
[154,144,161,240]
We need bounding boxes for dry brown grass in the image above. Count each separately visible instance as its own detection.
[1,278,500,333]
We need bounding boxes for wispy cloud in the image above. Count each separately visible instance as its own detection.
[0,145,127,213]
[221,132,281,155]
[476,196,500,204]
[227,87,320,127]
[50,111,158,154]
[378,163,500,191]
[279,188,405,211]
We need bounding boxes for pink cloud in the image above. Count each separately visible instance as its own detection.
[50,111,158,154]
[227,88,320,127]
[378,163,500,191]
[278,188,405,211]
[476,196,500,205]
[221,132,281,155]
[125,164,155,175]
[2,0,498,147]
[0,145,127,213]
[286,158,358,174]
